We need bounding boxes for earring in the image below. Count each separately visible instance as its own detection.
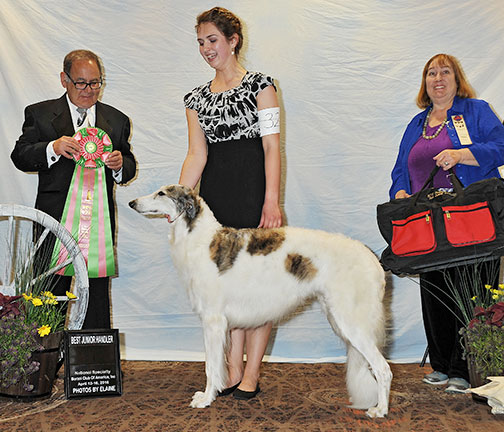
[231,50,235,55]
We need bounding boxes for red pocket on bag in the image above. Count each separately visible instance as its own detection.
[442,201,496,247]
[391,210,437,256]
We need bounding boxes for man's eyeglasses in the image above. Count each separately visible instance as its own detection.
[65,72,103,90]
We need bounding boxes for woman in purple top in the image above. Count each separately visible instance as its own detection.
[389,54,504,393]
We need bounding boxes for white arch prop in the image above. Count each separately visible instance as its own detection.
[0,204,89,330]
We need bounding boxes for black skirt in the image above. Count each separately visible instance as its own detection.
[200,137,265,229]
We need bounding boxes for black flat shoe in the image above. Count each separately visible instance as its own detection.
[217,381,241,397]
[233,385,260,400]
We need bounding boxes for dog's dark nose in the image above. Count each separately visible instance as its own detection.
[128,200,137,209]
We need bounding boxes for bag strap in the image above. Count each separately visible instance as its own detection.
[419,166,464,193]
[419,166,440,191]
[447,170,465,195]
[412,166,464,206]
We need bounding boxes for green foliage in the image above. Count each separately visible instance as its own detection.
[444,260,502,327]
[21,291,67,335]
[443,260,504,380]
[463,322,504,378]
[0,233,72,390]
[0,312,42,390]
[12,234,69,334]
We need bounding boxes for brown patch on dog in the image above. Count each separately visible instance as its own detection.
[246,229,286,256]
[285,253,318,281]
[210,228,245,273]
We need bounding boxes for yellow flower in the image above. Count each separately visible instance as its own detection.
[66,291,77,299]
[485,284,492,290]
[471,296,478,301]
[38,325,51,337]
[492,294,499,300]
[42,291,56,299]
[32,298,43,306]
[22,293,33,301]
[44,298,58,305]
[499,284,504,289]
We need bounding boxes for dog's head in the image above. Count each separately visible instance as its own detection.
[129,185,201,229]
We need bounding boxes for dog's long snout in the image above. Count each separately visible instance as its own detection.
[128,199,137,210]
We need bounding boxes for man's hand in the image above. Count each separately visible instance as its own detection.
[105,150,123,171]
[53,136,80,159]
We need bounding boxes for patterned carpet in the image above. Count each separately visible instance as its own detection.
[0,361,503,431]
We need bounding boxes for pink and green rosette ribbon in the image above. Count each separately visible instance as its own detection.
[51,127,116,278]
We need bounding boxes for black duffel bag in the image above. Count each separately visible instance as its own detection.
[377,167,504,275]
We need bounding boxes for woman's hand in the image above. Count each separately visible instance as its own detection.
[395,190,411,199]
[258,200,282,228]
[433,148,478,170]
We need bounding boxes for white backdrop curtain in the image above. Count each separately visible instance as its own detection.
[1,0,503,362]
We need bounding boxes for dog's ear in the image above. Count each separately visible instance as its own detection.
[176,191,199,221]
[184,198,197,220]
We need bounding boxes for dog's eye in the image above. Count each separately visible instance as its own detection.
[157,191,165,196]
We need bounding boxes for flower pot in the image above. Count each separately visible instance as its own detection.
[464,329,504,404]
[467,351,490,404]
[0,331,63,400]
[464,332,489,403]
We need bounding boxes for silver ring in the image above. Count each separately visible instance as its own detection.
[444,162,449,166]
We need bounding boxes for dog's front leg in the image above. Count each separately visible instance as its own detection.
[190,315,228,408]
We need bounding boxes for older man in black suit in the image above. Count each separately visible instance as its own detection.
[11,49,136,329]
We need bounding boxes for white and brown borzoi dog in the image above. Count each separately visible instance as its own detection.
[129,185,392,417]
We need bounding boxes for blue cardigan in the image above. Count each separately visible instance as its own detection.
[389,96,504,199]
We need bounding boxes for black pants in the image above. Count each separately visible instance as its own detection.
[420,269,467,380]
[53,276,111,329]
[420,260,499,381]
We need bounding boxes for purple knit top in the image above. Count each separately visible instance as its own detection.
[408,124,454,193]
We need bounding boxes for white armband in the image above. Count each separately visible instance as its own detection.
[258,107,280,137]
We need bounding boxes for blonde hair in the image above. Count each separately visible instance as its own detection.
[416,54,476,109]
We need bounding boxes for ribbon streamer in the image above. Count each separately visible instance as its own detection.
[51,128,115,278]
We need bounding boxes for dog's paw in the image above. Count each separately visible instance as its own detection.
[366,405,387,418]
[190,391,213,408]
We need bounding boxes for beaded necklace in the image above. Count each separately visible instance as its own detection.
[422,107,448,140]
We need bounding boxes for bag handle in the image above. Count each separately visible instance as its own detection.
[412,166,464,205]
[419,166,464,194]
[419,166,441,191]
[447,170,464,195]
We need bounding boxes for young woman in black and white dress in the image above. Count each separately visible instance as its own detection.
[179,7,282,400]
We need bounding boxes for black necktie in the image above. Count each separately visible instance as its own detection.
[77,107,87,127]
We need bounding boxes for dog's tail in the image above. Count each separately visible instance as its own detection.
[345,344,379,409]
